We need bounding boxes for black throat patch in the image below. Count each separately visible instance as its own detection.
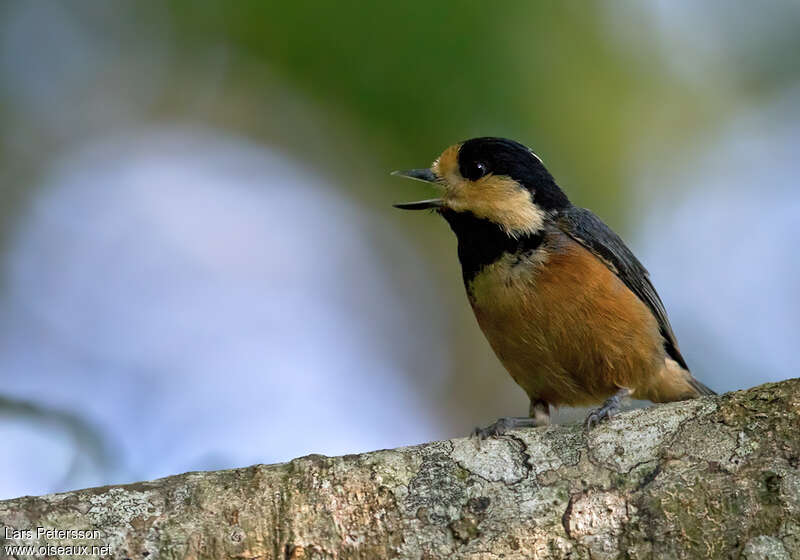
[441,210,544,285]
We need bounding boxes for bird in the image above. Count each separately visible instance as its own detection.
[392,137,715,436]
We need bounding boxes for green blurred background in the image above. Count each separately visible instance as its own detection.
[1,1,798,498]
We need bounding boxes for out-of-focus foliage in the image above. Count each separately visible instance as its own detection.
[163,1,723,216]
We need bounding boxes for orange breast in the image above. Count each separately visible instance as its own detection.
[467,231,665,406]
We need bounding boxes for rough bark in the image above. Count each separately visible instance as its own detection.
[1,379,799,560]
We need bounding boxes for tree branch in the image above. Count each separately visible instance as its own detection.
[2,379,799,559]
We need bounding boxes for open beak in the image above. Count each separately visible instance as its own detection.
[391,169,444,211]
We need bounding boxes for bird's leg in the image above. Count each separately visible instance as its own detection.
[472,398,550,439]
[585,388,631,429]
[529,398,551,426]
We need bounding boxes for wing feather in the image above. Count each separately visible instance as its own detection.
[557,206,691,372]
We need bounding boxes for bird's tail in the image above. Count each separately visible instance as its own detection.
[687,375,716,396]
[644,359,717,402]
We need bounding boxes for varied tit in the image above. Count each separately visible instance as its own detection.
[393,137,715,436]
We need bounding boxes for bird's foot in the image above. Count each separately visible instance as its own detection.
[471,416,542,440]
[585,388,631,430]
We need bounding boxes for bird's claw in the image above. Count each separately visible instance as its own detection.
[471,416,545,440]
[471,418,513,440]
[585,396,621,430]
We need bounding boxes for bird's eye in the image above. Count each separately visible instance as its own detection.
[463,160,489,181]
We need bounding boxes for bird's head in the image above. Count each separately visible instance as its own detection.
[393,137,570,237]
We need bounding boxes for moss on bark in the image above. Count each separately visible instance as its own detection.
[1,379,798,559]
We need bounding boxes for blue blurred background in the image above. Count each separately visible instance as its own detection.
[0,1,798,499]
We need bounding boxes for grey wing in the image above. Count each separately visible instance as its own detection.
[557,206,689,372]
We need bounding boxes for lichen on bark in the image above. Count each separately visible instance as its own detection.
[1,379,798,559]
